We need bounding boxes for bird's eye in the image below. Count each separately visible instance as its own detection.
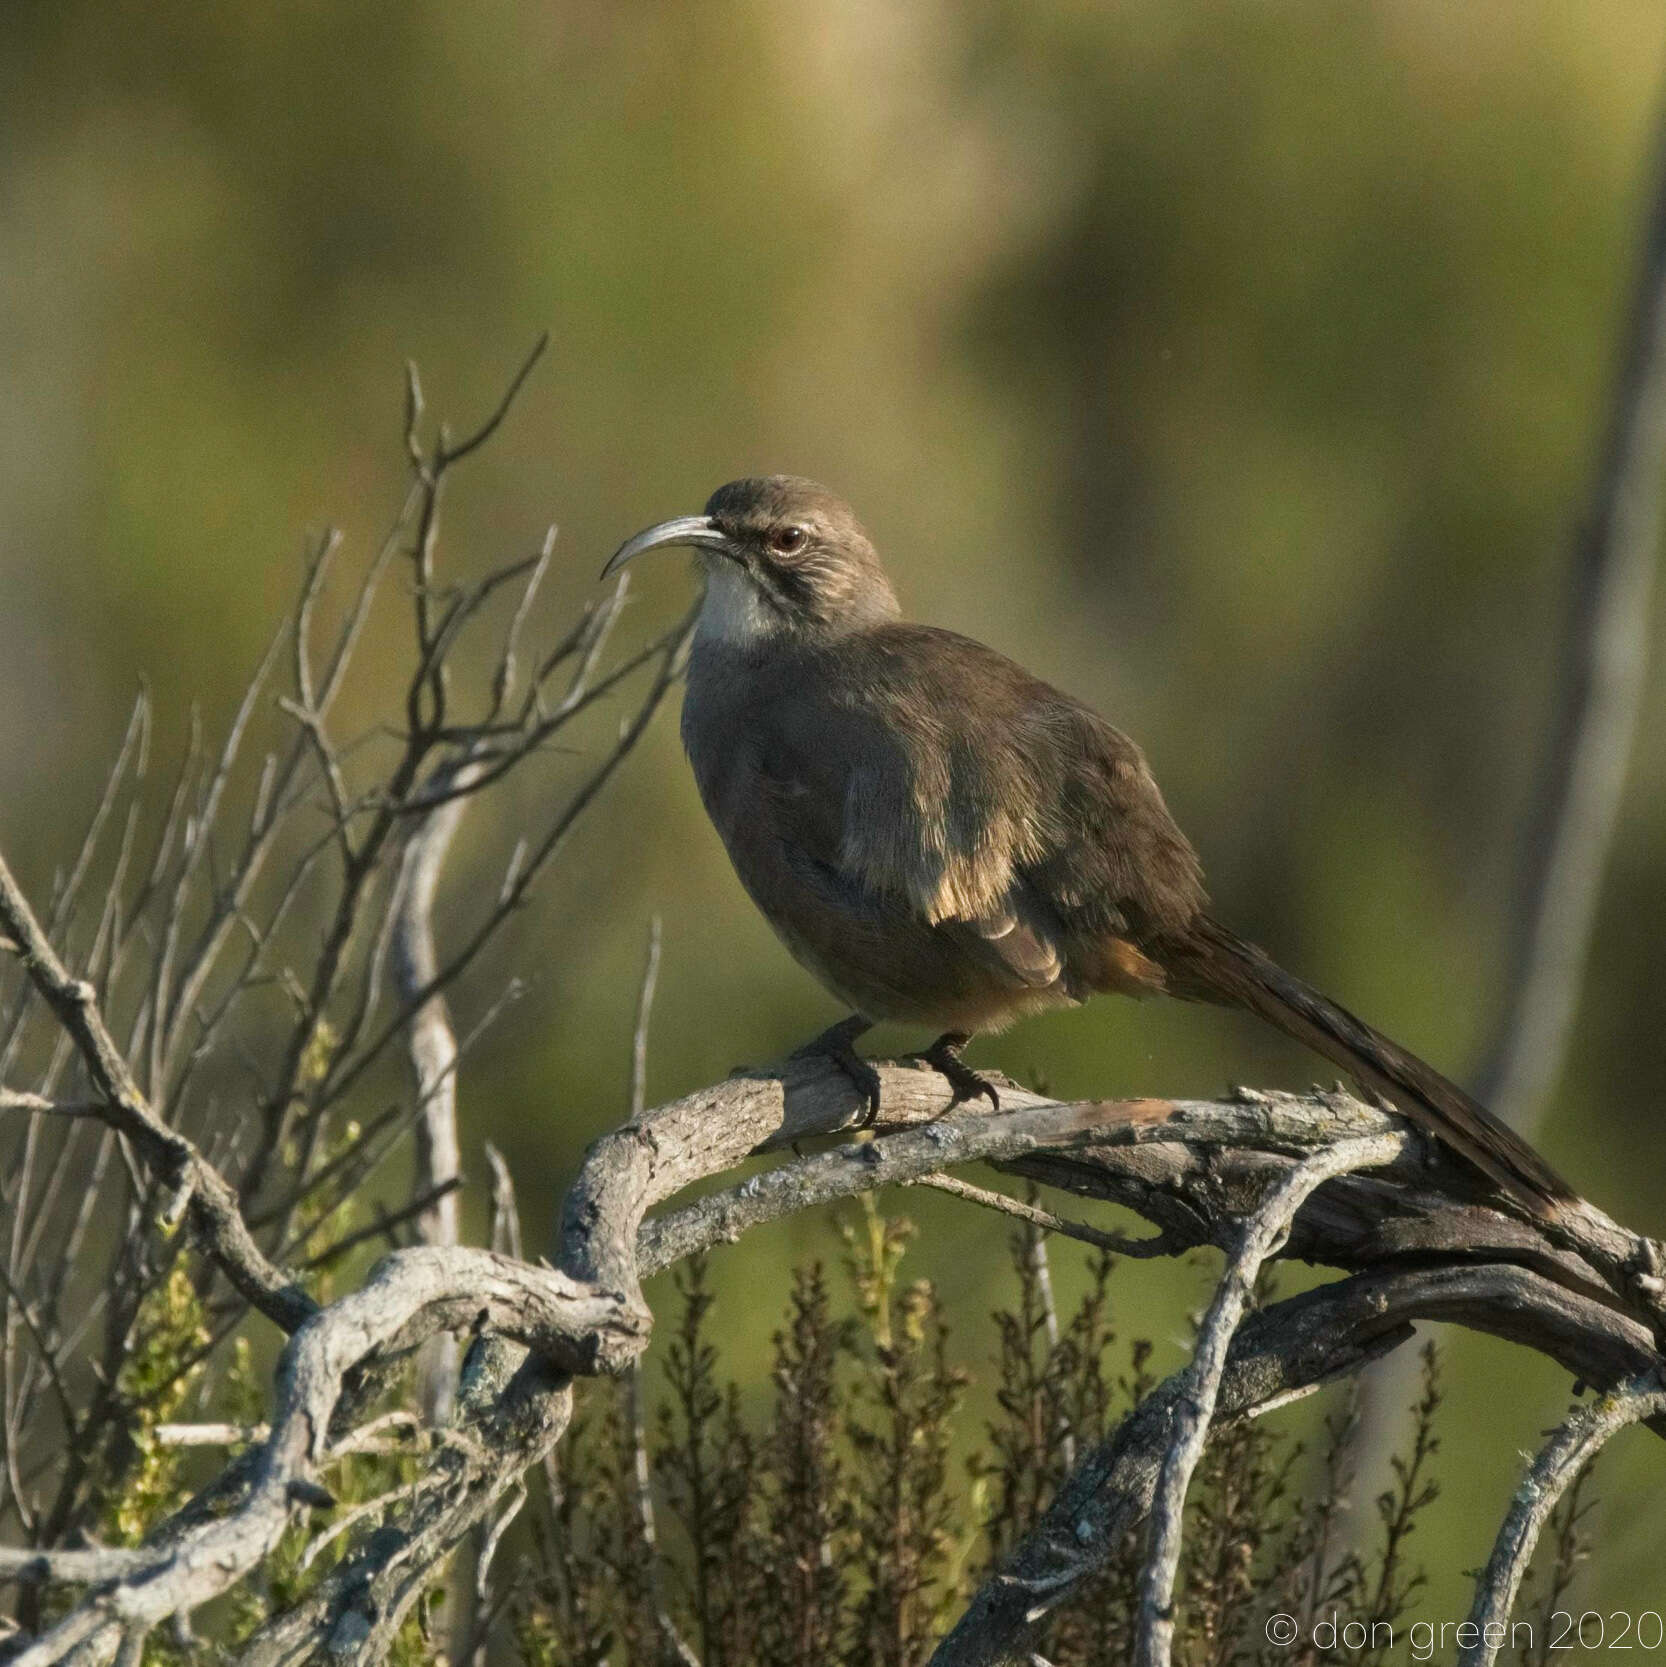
[769,524,807,555]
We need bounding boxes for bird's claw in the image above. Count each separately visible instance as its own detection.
[847,1057,884,1127]
[920,1033,1000,1112]
[792,1019,883,1126]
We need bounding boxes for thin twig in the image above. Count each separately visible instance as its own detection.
[0,851,314,1333]
[436,335,550,470]
[1458,1376,1666,1667]
[390,753,484,1423]
[485,1143,522,1262]
[1132,1133,1404,1667]
[902,1173,1180,1258]
[630,915,662,1122]
[0,1092,102,1118]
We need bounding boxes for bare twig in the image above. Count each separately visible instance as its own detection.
[0,1092,102,1118]
[435,336,550,471]
[630,915,662,1123]
[152,1423,267,1448]
[391,753,486,1424]
[0,851,315,1334]
[1458,1375,1666,1667]
[901,1172,1180,1259]
[485,1142,522,1262]
[1132,1134,1402,1667]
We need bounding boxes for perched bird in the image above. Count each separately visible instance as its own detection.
[605,476,1572,1219]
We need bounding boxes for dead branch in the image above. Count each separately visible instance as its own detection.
[0,1047,1661,1664]
[0,345,696,1654]
[390,751,486,1425]
[1131,1134,1403,1667]
[0,853,315,1335]
[1458,1377,1666,1667]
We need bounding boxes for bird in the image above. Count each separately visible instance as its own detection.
[604,475,1573,1220]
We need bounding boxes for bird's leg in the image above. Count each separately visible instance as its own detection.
[791,1013,882,1126]
[919,1031,1000,1111]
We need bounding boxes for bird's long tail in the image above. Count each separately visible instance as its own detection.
[1161,915,1573,1219]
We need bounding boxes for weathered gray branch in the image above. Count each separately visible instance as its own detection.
[0,852,316,1335]
[2,1052,1661,1664]
[0,1247,626,1664]
[1132,1134,1403,1667]
[390,753,486,1425]
[1458,1376,1666,1667]
[637,1071,1662,1336]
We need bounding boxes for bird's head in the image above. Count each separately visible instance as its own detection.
[604,476,901,645]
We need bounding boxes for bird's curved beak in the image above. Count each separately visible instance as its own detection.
[601,514,730,579]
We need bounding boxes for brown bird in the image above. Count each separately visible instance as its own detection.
[606,476,1573,1220]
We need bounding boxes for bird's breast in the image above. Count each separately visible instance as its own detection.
[678,646,1072,1032]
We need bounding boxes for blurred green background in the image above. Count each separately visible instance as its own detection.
[5,0,1666,1630]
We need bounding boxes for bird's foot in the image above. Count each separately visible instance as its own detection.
[791,1016,882,1127]
[919,1032,1000,1112]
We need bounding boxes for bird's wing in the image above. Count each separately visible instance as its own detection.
[1012,699,1208,945]
[729,638,1057,991]
[747,627,1202,994]
[777,838,1067,990]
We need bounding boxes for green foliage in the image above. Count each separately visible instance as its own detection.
[101,1260,211,1548]
[510,1212,1570,1667]
[56,1199,1607,1663]
[841,1202,969,1666]
[89,1220,445,1662]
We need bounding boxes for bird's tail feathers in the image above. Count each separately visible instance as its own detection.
[1164,915,1572,1220]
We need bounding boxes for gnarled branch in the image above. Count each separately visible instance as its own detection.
[3,1049,1660,1664]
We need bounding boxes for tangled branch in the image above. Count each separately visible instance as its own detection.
[2,1008,1662,1662]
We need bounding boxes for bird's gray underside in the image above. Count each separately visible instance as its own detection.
[682,626,1206,1029]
